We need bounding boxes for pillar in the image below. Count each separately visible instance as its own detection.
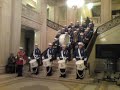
[10,0,22,54]
[0,0,12,72]
[101,0,112,24]
[40,0,47,52]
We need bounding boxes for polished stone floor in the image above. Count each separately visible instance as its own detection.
[0,74,120,90]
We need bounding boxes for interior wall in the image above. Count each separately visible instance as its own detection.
[47,27,58,45]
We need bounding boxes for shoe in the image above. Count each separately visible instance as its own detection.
[76,77,79,79]
[17,75,23,77]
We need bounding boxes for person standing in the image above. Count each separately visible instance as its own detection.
[16,47,27,77]
[57,45,69,78]
[33,44,42,75]
[43,43,55,76]
[6,53,16,73]
[73,42,87,79]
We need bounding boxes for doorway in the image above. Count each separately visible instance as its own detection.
[20,28,35,56]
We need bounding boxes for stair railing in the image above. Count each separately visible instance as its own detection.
[86,15,120,59]
[47,19,64,31]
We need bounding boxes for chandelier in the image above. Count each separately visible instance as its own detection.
[66,0,85,8]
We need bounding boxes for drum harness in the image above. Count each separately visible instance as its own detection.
[76,49,85,78]
[59,51,66,75]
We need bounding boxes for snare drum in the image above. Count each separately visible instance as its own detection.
[43,59,51,67]
[58,60,66,69]
[29,59,38,68]
[76,60,85,70]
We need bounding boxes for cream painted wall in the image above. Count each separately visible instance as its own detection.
[47,5,55,21]
[112,4,120,10]
[88,24,120,75]
[47,27,58,45]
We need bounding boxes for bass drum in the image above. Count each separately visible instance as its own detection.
[59,34,70,46]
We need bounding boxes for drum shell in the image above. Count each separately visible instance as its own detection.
[76,60,85,70]
[43,59,51,67]
[29,59,38,68]
[58,60,66,69]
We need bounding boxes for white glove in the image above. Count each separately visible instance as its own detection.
[42,56,44,60]
[28,57,31,59]
[57,57,59,60]
[73,58,76,61]
[84,58,87,61]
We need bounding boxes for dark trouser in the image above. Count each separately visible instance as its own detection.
[32,67,39,75]
[60,69,66,78]
[6,64,15,73]
[46,66,52,76]
[76,70,84,79]
[17,65,23,76]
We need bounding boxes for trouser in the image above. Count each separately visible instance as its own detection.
[6,64,15,73]
[46,66,52,76]
[32,67,39,75]
[76,70,84,79]
[60,69,66,78]
[17,65,23,76]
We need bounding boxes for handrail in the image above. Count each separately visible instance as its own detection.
[86,30,98,58]
[97,15,120,34]
[41,20,64,55]
[47,19,64,31]
[86,15,120,59]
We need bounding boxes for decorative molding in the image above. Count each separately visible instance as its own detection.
[21,4,42,30]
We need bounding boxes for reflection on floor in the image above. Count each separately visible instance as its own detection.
[0,74,120,90]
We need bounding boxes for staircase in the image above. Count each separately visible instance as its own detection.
[24,19,97,83]
[24,60,93,83]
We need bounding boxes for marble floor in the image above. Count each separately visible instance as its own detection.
[0,75,120,90]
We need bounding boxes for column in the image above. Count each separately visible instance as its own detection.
[101,0,112,24]
[0,0,12,71]
[40,0,47,52]
[10,0,22,54]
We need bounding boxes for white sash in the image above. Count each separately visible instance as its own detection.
[78,49,82,59]
[33,49,39,59]
[47,49,52,59]
[61,50,66,60]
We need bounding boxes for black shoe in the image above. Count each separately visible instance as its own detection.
[76,77,79,79]
[17,75,23,77]
[47,74,52,76]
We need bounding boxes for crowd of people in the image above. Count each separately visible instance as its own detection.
[6,17,94,79]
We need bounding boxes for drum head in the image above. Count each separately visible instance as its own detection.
[76,60,84,65]
[29,59,36,63]
[58,60,65,64]
[59,34,70,46]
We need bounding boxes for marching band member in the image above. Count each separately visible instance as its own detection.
[84,28,93,48]
[78,32,85,43]
[16,47,27,77]
[52,38,60,59]
[33,44,42,75]
[73,42,87,79]
[57,45,69,78]
[43,43,54,76]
